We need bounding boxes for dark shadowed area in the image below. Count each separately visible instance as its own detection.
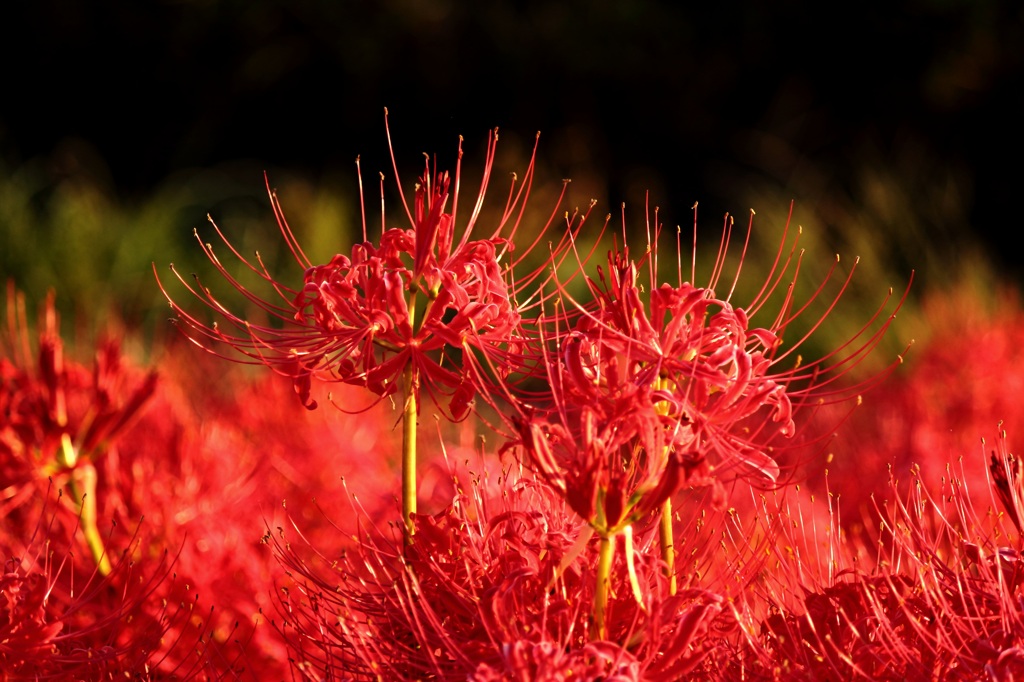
[2,1,1021,331]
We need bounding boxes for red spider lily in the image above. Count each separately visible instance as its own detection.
[510,203,909,631]
[751,431,1024,680]
[157,112,576,418]
[515,369,688,535]
[2,286,279,677]
[1,286,157,476]
[156,111,591,539]
[572,250,792,483]
[512,367,685,638]
[269,463,740,681]
[518,202,910,497]
[1,289,458,678]
[2,284,157,573]
[118,350,412,679]
[805,285,1024,528]
[1,286,157,464]
[0,482,205,679]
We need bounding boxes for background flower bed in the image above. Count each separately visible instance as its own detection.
[3,3,1023,679]
[5,121,1024,678]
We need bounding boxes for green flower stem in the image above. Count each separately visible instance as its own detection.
[653,377,678,595]
[660,499,677,595]
[592,532,616,641]
[399,285,422,545]
[72,464,112,576]
[402,362,418,543]
[59,434,111,575]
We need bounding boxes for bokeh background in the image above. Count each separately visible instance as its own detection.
[2,0,1022,351]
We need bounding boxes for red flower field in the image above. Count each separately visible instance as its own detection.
[5,116,1020,681]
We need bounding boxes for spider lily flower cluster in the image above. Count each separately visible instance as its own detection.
[1,282,410,677]
[160,117,551,419]
[1,286,238,677]
[1,285,157,574]
[31,113,1024,680]
[270,465,736,680]
[505,202,909,639]
[516,232,801,532]
[753,430,1024,680]
[157,112,586,537]
[154,112,910,676]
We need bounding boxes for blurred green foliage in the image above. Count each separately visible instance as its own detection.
[0,146,358,349]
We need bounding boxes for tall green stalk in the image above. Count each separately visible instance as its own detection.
[402,362,418,542]
[592,533,616,640]
[58,433,111,575]
[654,376,677,594]
[401,286,423,544]
[659,500,676,595]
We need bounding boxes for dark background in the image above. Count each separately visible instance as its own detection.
[3,1,1023,304]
